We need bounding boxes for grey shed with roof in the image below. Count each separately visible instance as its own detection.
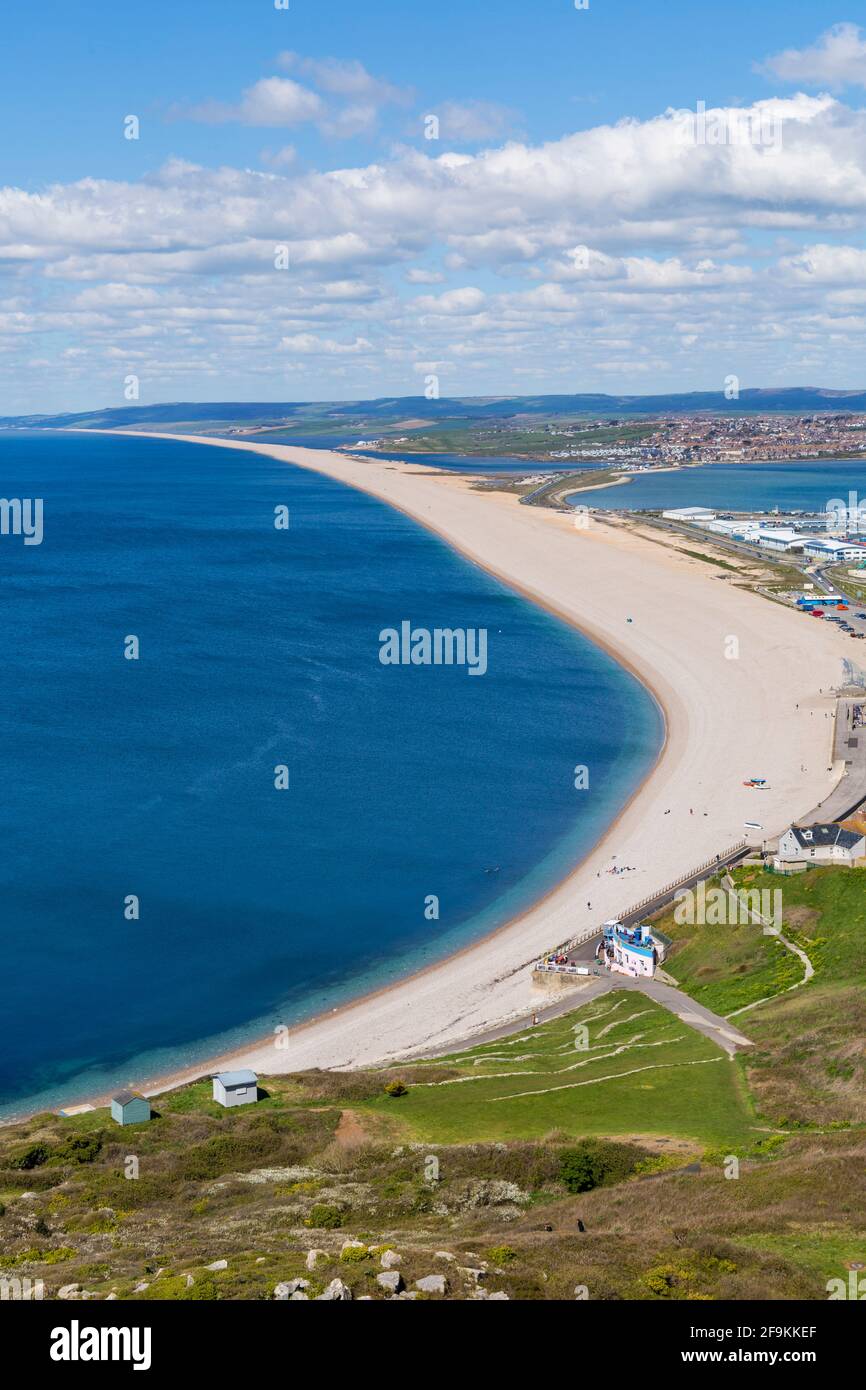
[213,1069,258,1107]
[110,1090,151,1126]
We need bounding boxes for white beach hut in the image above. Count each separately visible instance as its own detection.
[212,1069,258,1108]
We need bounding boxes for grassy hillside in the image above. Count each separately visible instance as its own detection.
[0,1051,862,1302]
[358,993,754,1146]
[653,865,866,1126]
[1,866,865,1301]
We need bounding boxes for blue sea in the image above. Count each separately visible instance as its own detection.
[0,431,662,1116]
[572,459,866,512]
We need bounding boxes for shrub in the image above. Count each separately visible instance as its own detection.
[49,1134,103,1166]
[640,1263,694,1297]
[340,1244,370,1263]
[486,1245,518,1266]
[383,1081,408,1098]
[304,1203,344,1230]
[8,1143,48,1171]
[558,1139,638,1194]
[179,1132,278,1181]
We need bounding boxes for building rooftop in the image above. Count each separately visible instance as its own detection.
[214,1069,258,1087]
[789,823,863,850]
[113,1089,146,1106]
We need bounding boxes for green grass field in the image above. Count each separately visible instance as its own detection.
[359,992,755,1146]
[652,876,805,1015]
[654,864,866,1126]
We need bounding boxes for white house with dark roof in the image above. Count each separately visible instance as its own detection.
[778,823,865,866]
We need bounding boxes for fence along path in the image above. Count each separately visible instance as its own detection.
[535,839,749,967]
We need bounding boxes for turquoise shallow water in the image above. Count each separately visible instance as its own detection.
[0,431,662,1116]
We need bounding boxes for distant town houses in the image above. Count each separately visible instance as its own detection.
[777,824,866,867]
[535,412,866,467]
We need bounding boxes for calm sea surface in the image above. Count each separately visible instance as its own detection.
[0,431,662,1114]
[572,459,866,511]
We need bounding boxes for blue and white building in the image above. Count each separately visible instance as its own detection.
[803,538,866,563]
[599,920,667,979]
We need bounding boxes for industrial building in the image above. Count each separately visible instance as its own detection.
[661,507,717,522]
[802,538,866,563]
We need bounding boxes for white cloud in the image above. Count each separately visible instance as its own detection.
[279,52,411,107]
[433,100,517,142]
[6,91,866,407]
[184,77,323,127]
[778,243,866,284]
[404,267,445,284]
[278,333,374,354]
[414,287,486,315]
[762,23,866,90]
[260,144,297,169]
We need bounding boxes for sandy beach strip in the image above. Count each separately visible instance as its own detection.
[65,430,849,1099]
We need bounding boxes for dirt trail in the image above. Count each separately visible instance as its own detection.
[335,1109,369,1148]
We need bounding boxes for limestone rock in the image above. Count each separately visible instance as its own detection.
[316,1278,352,1301]
[415,1274,447,1295]
[377,1271,404,1294]
[275,1278,311,1300]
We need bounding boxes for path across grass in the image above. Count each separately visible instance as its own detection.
[362,991,756,1146]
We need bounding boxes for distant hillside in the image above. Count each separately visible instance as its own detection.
[4,386,866,431]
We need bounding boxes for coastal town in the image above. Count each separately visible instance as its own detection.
[542,413,866,466]
[7,0,866,1338]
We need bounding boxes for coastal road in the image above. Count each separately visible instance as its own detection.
[614,978,753,1056]
[407,972,752,1061]
[797,696,866,823]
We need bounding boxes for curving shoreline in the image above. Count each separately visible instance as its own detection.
[45,430,849,1111]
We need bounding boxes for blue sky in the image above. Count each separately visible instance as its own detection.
[2,1,866,410]
[1,0,841,183]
